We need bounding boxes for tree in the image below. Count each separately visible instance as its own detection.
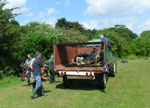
[18,22,63,60]
[58,28,88,43]
[56,18,85,32]
[0,0,20,74]
[130,37,150,56]
[55,18,69,29]
[101,31,131,58]
[103,25,138,43]
[140,30,150,38]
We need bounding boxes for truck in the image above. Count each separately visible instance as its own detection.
[53,41,117,89]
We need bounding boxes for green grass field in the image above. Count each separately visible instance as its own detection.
[0,59,150,108]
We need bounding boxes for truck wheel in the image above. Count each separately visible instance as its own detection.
[109,62,117,77]
[115,60,117,74]
[97,73,107,89]
[63,75,72,87]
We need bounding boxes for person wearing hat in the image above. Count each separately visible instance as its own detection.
[31,52,47,99]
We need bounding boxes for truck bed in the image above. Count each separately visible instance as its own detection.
[54,42,105,73]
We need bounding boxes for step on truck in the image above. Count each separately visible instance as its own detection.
[54,41,117,89]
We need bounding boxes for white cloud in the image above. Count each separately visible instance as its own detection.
[44,17,57,27]
[47,8,55,14]
[15,7,31,14]
[85,0,150,17]
[4,0,27,8]
[14,7,34,17]
[81,16,150,35]
[38,8,56,19]
[55,2,60,5]
[38,11,45,19]
[66,0,70,6]
[27,12,34,17]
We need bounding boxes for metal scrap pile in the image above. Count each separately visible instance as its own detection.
[71,47,102,66]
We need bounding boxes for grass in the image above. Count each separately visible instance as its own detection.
[0,59,150,108]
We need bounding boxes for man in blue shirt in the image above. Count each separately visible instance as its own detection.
[100,34,110,44]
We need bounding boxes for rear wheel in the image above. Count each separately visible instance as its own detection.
[97,73,107,89]
[109,58,117,77]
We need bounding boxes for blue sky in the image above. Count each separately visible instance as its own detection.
[5,0,150,35]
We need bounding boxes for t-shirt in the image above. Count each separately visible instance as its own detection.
[48,58,54,70]
[32,58,44,76]
[24,58,32,68]
[101,37,110,44]
[30,58,35,65]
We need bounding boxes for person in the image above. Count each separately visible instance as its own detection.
[31,52,47,99]
[99,34,110,44]
[29,57,35,78]
[48,55,55,83]
[24,54,33,85]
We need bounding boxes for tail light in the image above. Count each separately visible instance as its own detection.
[61,72,63,75]
[86,72,88,76]
[64,72,66,75]
[89,73,93,76]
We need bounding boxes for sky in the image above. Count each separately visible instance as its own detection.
[4,0,150,35]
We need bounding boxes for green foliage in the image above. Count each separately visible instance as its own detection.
[18,22,62,60]
[140,30,150,38]
[56,18,84,32]
[94,28,132,58]
[0,76,20,88]
[102,25,137,43]
[130,37,150,56]
[0,0,21,76]
[58,28,88,43]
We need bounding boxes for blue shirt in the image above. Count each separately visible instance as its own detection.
[101,37,110,44]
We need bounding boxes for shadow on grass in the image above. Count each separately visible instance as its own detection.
[23,82,35,86]
[44,89,51,93]
[56,80,106,92]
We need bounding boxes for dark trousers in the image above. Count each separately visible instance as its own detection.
[27,69,31,85]
[49,69,55,83]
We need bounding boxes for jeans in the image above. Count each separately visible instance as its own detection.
[34,76,42,88]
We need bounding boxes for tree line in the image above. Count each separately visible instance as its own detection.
[0,1,150,78]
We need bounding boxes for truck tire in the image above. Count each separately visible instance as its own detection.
[109,57,117,77]
[97,73,107,89]
[108,64,115,77]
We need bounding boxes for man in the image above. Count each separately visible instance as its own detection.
[99,34,110,44]
[31,52,47,99]
[48,55,55,83]
[24,54,32,85]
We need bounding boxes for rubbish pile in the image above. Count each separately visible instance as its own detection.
[70,47,102,67]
